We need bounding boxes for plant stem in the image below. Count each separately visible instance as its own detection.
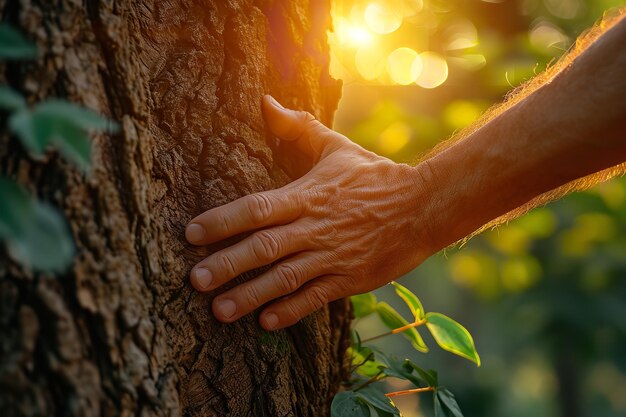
[350,351,375,373]
[385,386,434,398]
[361,318,427,344]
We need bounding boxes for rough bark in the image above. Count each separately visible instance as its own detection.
[0,1,349,416]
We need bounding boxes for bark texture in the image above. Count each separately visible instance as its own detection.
[0,1,349,416]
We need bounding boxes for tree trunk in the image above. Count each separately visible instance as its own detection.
[0,1,349,416]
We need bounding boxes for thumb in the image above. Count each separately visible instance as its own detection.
[262,95,348,160]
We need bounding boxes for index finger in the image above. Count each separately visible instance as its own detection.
[185,190,303,246]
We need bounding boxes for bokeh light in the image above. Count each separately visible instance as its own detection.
[443,100,485,130]
[529,20,569,50]
[387,47,421,85]
[444,19,479,51]
[364,2,403,34]
[449,53,487,71]
[500,256,542,293]
[415,52,448,88]
[355,43,386,80]
[332,1,626,416]
[334,16,374,47]
[377,121,411,154]
[329,0,450,88]
[544,0,583,19]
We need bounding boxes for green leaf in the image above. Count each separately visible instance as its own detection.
[0,86,27,111]
[372,349,425,387]
[371,409,397,417]
[7,100,118,170]
[0,24,37,59]
[405,361,439,387]
[391,281,425,320]
[376,302,428,352]
[0,178,74,272]
[32,100,119,170]
[350,346,386,378]
[49,119,93,171]
[30,111,92,170]
[0,178,31,238]
[356,387,399,415]
[351,292,378,318]
[425,312,480,366]
[8,109,42,154]
[437,388,464,417]
[35,100,119,132]
[331,392,370,417]
[434,394,448,417]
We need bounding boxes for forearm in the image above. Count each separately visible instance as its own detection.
[417,10,626,252]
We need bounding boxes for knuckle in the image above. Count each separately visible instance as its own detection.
[283,302,302,324]
[247,193,274,224]
[298,110,315,124]
[254,230,281,262]
[305,285,328,311]
[297,111,322,136]
[217,254,237,277]
[241,285,262,308]
[285,111,317,143]
[275,263,303,294]
[217,212,233,236]
[335,274,358,293]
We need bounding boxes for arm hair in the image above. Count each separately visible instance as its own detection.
[422,7,626,241]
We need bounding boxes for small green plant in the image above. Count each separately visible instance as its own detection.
[332,282,480,417]
[0,23,117,272]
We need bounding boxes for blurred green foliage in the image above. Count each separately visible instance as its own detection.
[0,24,117,272]
[334,0,626,416]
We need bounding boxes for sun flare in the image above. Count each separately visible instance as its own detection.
[329,0,455,88]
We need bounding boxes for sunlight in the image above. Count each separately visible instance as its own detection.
[415,52,449,88]
[387,47,421,85]
[335,17,374,47]
[355,43,386,80]
[329,0,443,86]
[364,2,403,34]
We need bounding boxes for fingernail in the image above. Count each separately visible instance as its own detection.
[263,313,279,329]
[216,299,237,319]
[193,268,212,289]
[267,95,285,110]
[185,223,206,243]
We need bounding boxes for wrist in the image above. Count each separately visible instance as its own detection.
[404,160,446,259]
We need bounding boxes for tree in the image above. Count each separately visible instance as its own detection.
[0,1,350,416]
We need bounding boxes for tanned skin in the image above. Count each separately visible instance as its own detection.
[185,11,626,331]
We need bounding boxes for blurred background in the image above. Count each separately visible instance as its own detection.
[327,0,626,416]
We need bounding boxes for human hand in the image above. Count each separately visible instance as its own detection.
[185,95,434,330]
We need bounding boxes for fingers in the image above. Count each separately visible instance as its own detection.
[259,276,346,330]
[262,95,350,160]
[186,189,301,246]
[190,223,310,292]
[210,252,329,322]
